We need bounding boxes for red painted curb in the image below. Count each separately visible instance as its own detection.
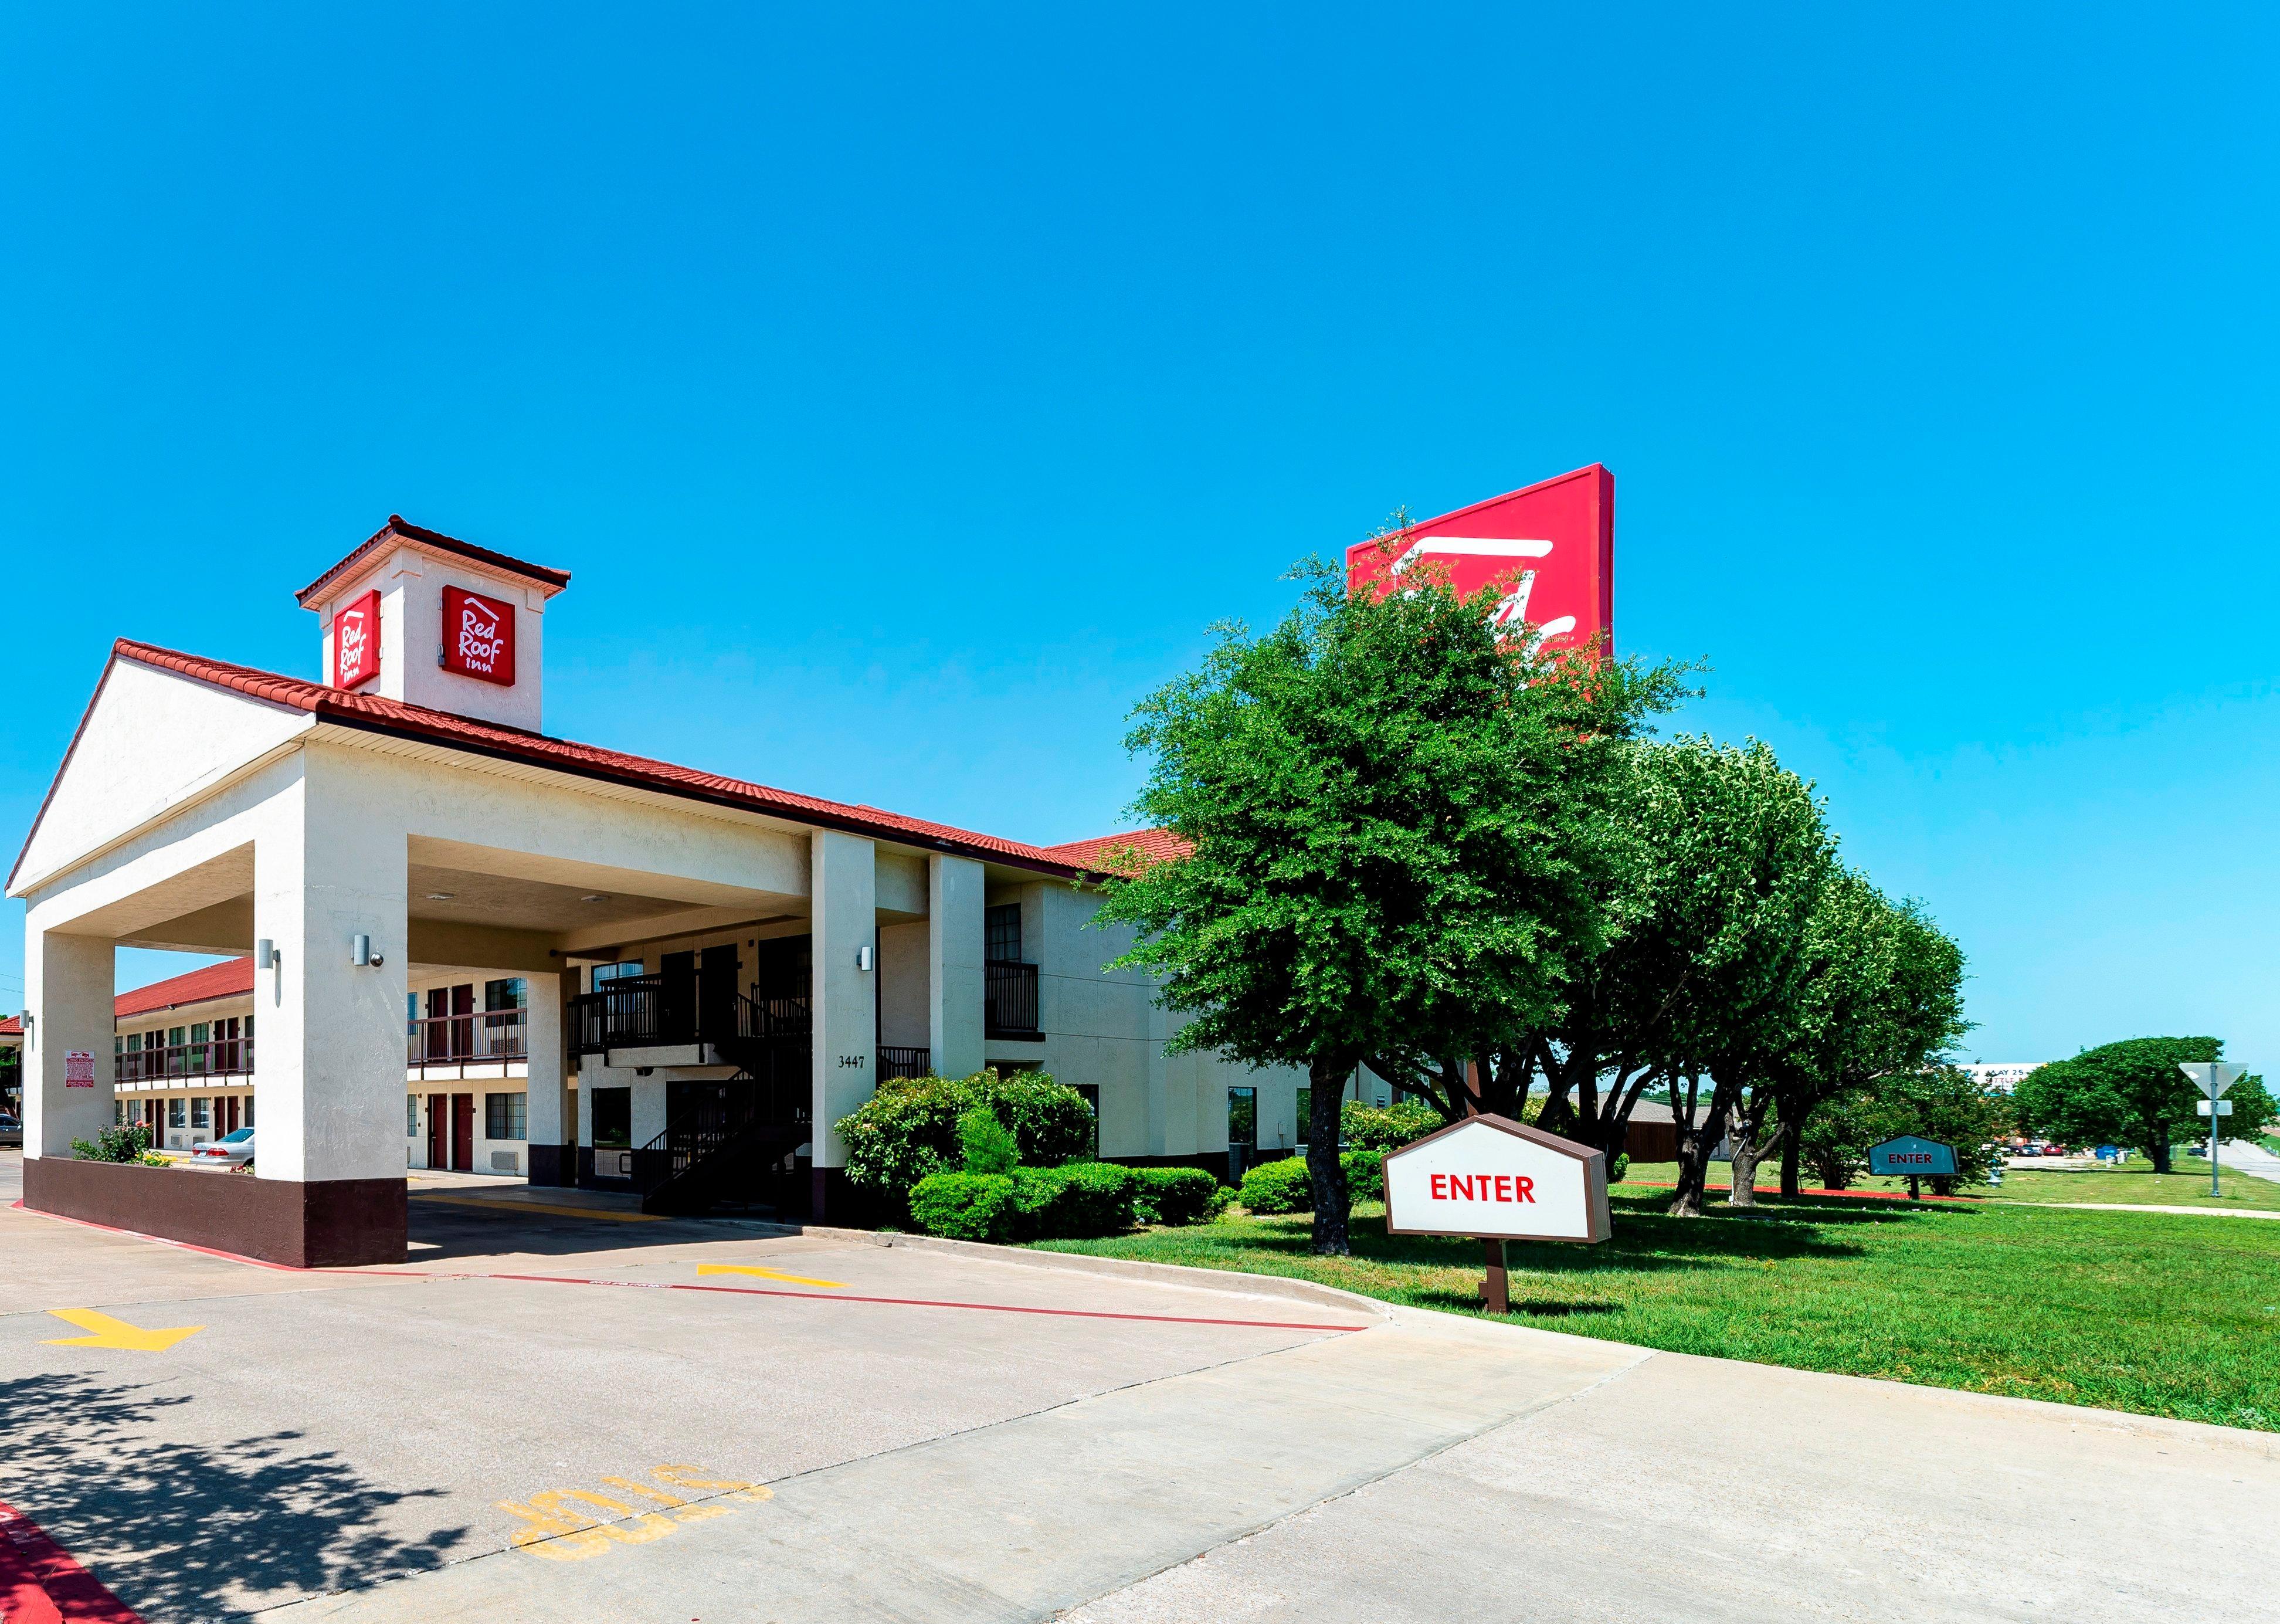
[8,1199,432,1276]
[1620,1182,1979,1205]
[0,1501,143,1623]
[487,1272,1372,1333]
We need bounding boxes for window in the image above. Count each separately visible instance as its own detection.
[986,904,1022,963]
[486,1092,528,1141]
[1227,1087,1257,1147]
[486,978,527,1011]
[593,961,644,986]
[245,1092,255,1127]
[1295,1087,1311,1145]
[191,1097,210,1130]
[407,1096,419,1137]
[168,1098,186,1128]
[114,1100,127,1125]
[592,1087,632,1150]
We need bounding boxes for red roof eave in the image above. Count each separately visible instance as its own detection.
[10,639,1095,885]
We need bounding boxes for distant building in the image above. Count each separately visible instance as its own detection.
[1957,1062,2045,1094]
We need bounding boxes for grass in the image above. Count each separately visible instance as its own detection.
[1034,1186,2280,1432]
[1617,1157,2280,1214]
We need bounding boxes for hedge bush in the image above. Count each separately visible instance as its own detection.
[908,1172,1017,1241]
[839,1070,1096,1213]
[1132,1166,1222,1226]
[912,1162,1139,1242]
[1239,1150,1382,1213]
[1339,1098,1441,1152]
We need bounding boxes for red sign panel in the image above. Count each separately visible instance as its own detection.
[333,589,382,690]
[1345,464,1614,655]
[441,586,517,687]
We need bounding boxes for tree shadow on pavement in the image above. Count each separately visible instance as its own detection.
[0,1372,470,1619]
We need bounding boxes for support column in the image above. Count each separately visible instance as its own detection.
[523,968,572,1185]
[809,829,877,1216]
[927,855,985,1080]
[247,760,408,1263]
[23,931,114,1159]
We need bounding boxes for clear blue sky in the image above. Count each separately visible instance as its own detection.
[3,6,2275,1072]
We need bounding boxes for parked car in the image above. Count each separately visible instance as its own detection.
[0,1113,21,1148]
[2040,1143,2067,1157]
[189,1127,254,1168]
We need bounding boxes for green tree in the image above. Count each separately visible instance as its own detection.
[2015,1038,2276,1172]
[1799,1067,2002,1191]
[1747,873,1969,1202]
[1099,554,1677,1255]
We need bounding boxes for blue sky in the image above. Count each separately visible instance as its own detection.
[2,5,2275,1070]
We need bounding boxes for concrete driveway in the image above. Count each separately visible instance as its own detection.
[2,1148,2276,1623]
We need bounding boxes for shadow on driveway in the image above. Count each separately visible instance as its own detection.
[0,1372,471,1618]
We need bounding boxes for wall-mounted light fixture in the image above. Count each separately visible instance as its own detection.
[256,938,277,971]
[352,933,384,968]
[855,944,875,972]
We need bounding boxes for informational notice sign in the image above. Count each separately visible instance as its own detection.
[65,1050,96,1089]
[333,588,382,690]
[1382,1115,1612,1244]
[441,585,517,687]
[1345,464,1614,657]
[1867,1135,1957,1178]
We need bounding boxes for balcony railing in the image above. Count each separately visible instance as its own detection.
[408,1009,528,1067]
[878,1046,930,1082]
[572,977,810,1057]
[984,960,1040,1038]
[117,1039,254,1082]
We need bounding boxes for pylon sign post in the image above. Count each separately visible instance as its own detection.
[2179,1062,2245,1198]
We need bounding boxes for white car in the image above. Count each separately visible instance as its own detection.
[190,1127,255,1168]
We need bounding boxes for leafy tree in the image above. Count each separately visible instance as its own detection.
[1528,736,1834,1216]
[2015,1039,2276,1172]
[1100,555,1678,1254]
[1744,872,1969,1202]
[1799,1068,2001,1191]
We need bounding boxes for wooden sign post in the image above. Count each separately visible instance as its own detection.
[1382,1116,1613,1313]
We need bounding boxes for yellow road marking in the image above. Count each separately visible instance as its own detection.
[43,1307,205,1352]
[410,1194,664,1223]
[697,1262,848,1289]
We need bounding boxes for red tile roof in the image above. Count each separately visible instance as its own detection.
[294,516,573,608]
[74,639,1094,879]
[114,958,255,1019]
[0,1015,19,1038]
[1041,828,1190,874]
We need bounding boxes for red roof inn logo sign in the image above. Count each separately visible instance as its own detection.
[333,589,381,690]
[1345,464,1614,656]
[442,586,516,687]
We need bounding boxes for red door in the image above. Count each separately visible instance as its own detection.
[452,1094,476,1172]
[426,1093,446,1168]
[222,1096,239,1134]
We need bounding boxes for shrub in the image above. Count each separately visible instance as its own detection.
[839,1070,1097,1212]
[1340,1098,1441,1152]
[1133,1166,1221,1226]
[1054,1161,1138,1233]
[1241,1150,1383,1212]
[908,1172,1019,1241]
[1008,1165,1073,1239]
[70,1125,151,1164]
[1238,1155,1311,1212]
[1609,1152,1630,1184]
[958,1105,1018,1175]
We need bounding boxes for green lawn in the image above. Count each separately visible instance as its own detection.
[1034,1189,2280,1432]
[1617,1157,2280,1213]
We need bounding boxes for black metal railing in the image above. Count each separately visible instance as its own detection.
[630,1072,811,1214]
[407,1010,527,1066]
[985,960,1040,1038]
[573,975,811,1056]
[117,1039,255,1081]
[878,1046,930,1081]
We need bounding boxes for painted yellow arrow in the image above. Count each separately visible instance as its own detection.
[697,1263,847,1290]
[43,1307,206,1352]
